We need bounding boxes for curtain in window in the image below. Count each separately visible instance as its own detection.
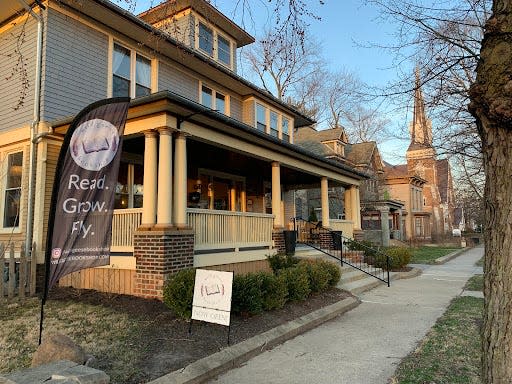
[136,55,151,87]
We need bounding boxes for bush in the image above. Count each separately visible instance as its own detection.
[375,247,412,270]
[267,253,299,273]
[163,268,196,319]
[232,273,264,315]
[260,272,288,310]
[280,266,311,301]
[318,260,341,287]
[298,260,331,293]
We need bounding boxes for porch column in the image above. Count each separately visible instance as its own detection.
[173,132,188,228]
[230,183,236,212]
[344,187,352,221]
[141,130,158,228]
[240,189,247,212]
[398,209,404,240]
[353,186,362,230]
[271,161,283,227]
[320,177,330,228]
[156,127,173,228]
[379,207,390,247]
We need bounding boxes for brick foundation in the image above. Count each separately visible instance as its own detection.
[272,230,285,254]
[319,232,332,250]
[133,229,194,300]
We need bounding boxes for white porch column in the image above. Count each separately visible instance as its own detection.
[271,161,283,228]
[173,132,188,228]
[156,127,173,228]
[141,130,158,228]
[320,177,330,228]
[240,189,247,212]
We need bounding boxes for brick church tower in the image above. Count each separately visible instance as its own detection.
[406,69,454,240]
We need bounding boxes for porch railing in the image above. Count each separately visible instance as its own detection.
[294,218,390,287]
[111,208,142,250]
[111,208,274,252]
[187,208,274,251]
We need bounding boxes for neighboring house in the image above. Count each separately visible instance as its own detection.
[0,0,366,299]
[294,127,405,246]
[382,163,430,241]
[381,70,456,242]
[345,142,405,246]
[294,126,363,238]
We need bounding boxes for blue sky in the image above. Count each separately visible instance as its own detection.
[130,0,412,163]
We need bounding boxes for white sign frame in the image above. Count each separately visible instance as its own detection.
[191,269,233,326]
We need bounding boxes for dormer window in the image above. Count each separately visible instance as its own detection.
[198,22,214,56]
[217,35,231,66]
[195,20,234,69]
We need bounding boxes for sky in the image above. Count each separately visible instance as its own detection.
[130,0,414,163]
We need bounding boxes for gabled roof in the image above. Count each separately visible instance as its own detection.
[345,142,377,168]
[383,164,408,178]
[295,126,348,144]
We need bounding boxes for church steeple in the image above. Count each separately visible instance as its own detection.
[408,68,433,150]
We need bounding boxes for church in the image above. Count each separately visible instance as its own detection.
[384,70,456,241]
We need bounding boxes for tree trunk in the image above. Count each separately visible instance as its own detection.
[469,1,512,382]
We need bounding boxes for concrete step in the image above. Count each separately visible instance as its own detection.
[339,269,370,284]
[337,275,387,295]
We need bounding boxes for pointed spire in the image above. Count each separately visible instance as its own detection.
[409,67,433,148]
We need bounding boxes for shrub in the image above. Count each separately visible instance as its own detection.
[267,253,299,273]
[375,247,412,270]
[232,273,264,315]
[280,266,311,301]
[259,272,288,310]
[298,260,331,293]
[318,260,341,287]
[162,268,196,319]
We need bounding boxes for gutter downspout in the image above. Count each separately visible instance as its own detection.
[18,0,45,257]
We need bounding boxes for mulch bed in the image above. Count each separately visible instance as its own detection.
[50,286,352,383]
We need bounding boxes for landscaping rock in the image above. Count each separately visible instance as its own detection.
[31,333,86,367]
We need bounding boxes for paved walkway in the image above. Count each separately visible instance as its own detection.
[208,246,484,384]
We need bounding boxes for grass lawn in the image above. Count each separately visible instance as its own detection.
[409,246,460,264]
[391,296,483,384]
[465,274,484,291]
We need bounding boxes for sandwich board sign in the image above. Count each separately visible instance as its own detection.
[191,269,233,326]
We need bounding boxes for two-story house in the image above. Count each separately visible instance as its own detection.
[0,0,366,299]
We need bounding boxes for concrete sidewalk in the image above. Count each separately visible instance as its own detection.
[208,246,484,384]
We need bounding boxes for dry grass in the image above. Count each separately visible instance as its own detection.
[391,296,483,384]
[0,293,143,382]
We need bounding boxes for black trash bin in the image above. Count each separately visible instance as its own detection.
[283,230,297,255]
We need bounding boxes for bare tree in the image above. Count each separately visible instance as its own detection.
[244,30,325,100]
[468,1,512,381]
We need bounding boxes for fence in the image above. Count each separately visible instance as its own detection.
[1,242,37,299]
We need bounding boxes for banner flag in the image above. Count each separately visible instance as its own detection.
[45,98,130,293]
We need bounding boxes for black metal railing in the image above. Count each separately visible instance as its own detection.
[293,218,390,287]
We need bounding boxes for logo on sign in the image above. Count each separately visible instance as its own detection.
[199,275,226,306]
[51,248,62,260]
[70,118,120,171]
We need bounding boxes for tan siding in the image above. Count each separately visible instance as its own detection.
[230,95,243,121]
[242,99,255,127]
[59,268,136,295]
[203,259,271,275]
[41,141,61,250]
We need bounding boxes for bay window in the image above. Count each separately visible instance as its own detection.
[254,102,292,142]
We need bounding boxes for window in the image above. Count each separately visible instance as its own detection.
[254,102,292,141]
[3,152,22,228]
[282,118,290,142]
[270,111,279,138]
[112,42,152,98]
[115,162,143,209]
[195,20,234,69]
[256,103,266,133]
[112,44,131,97]
[217,34,231,66]
[200,84,228,114]
[198,22,214,56]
